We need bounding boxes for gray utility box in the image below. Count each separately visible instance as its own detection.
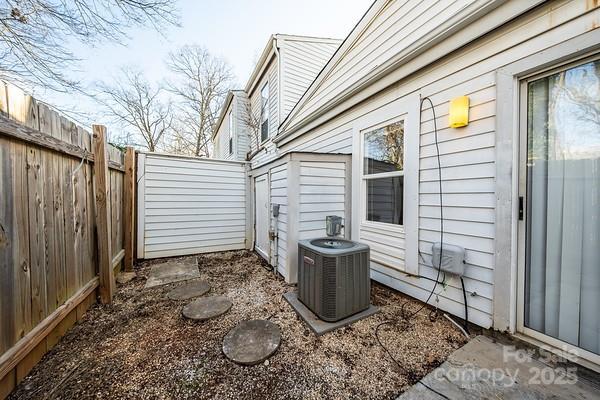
[431,242,466,276]
[298,238,370,322]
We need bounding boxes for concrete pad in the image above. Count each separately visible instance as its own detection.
[167,280,210,300]
[182,296,232,321]
[283,292,379,336]
[144,258,200,289]
[223,320,281,365]
[398,335,600,400]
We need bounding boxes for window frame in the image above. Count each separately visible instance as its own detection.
[260,82,270,143]
[360,117,406,232]
[228,110,234,155]
[351,93,419,275]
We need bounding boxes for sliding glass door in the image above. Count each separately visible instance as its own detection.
[522,57,600,358]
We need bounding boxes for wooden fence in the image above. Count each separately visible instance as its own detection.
[0,82,135,398]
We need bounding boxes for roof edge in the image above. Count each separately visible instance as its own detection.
[275,0,526,145]
[276,0,386,136]
[244,35,277,94]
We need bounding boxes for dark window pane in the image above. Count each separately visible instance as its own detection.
[366,176,403,225]
[261,120,269,142]
[261,83,269,142]
[364,121,404,175]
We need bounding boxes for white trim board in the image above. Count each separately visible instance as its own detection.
[136,152,146,259]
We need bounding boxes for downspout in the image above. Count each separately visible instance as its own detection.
[270,203,280,273]
[270,38,282,271]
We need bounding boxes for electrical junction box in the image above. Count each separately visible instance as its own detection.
[432,242,465,276]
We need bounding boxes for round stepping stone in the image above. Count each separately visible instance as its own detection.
[167,280,210,300]
[223,320,281,365]
[182,296,232,321]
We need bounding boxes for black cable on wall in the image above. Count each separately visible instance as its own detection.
[375,95,471,398]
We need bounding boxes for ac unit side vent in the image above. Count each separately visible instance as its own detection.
[322,256,337,319]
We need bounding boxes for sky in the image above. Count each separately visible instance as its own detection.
[36,0,371,128]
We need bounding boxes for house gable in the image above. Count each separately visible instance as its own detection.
[276,0,545,145]
[279,36,341,120]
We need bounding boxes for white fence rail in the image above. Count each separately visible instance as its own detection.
[137,153,249,259]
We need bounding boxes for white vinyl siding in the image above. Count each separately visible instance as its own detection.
[214,129,229,160]
[254,154,351,283]
[280,38,340,120]
[298,161,348,240]
[212,91,250,162]
[277,0,598,329]
[288,0,477,125]
[248,36,342,169]
[138,154,248,258]
[284,125,353,154]
[214,100,234,160]
[270,164,288,277]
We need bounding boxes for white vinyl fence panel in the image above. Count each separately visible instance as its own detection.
[137,153,248,259]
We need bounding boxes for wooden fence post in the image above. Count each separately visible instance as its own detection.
[92,125,114,304]
[123,147,135,272]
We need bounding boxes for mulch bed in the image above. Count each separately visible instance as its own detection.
[10,250,468,400]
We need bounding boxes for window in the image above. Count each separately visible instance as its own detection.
[363,120,404,225]
[260,83,269,142]
[228,111,233,155]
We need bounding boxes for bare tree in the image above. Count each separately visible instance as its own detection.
[163,122,196,155]
[240,97,261,160]
[0,0,178,91]
[166,45,234,157]
[97,68,173,152]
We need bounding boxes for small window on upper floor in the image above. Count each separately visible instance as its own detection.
[260,83,269,142]
[228,111,233,155]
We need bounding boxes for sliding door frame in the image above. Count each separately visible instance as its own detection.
[515,54,600,367]
[493,30,600,371]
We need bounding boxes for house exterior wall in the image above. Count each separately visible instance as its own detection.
[213,101,234,160]
[210,35,342,165]
[234,93,251,160]
[248,57,279,167]
[282,124,353,154]
[272,0,600,329]
[282,0,529,128]
[137,153,248,259]
[250,153,351,283]
[280,38,341,119]
[212,91,250,161]
[298,161,348,241]
[246,36,342,169]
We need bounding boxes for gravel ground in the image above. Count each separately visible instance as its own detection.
[10,250,469,400]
